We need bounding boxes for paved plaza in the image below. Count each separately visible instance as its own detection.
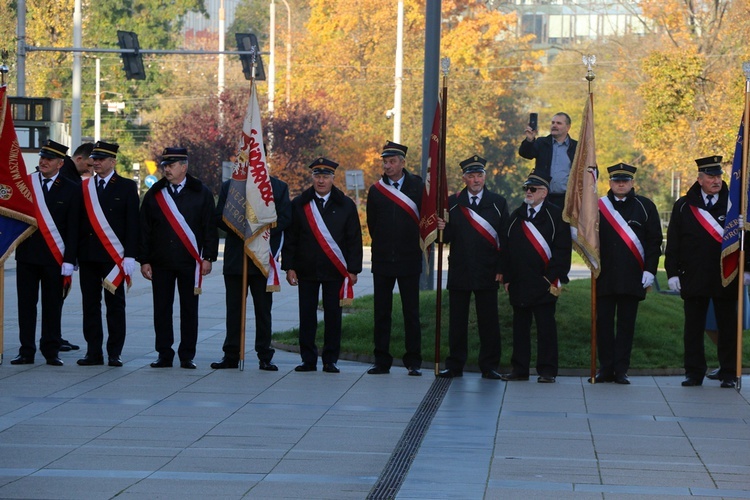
[0,246,748,499]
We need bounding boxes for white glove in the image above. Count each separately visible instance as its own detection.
[122,257,136,277]
[641,271,654,289]
[61,262,75,277]
[744,272,750,286]
[667,276,681,292]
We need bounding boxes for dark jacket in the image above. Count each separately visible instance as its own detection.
[16,173,81,266]
[366,170,424,276]
[503,200,571,306]
[443,188,508,291]
[665,181,736,299]
[59,157,82,184]
[518,135,578,191]
[78,173,140,263]
[597,189,662,299]
[138,174,218,269]
[281,185,363,281]
[216,176,292,276]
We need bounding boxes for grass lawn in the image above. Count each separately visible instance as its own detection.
[272,271,750,372]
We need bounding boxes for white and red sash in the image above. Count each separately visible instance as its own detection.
[521,220,559,287]
[599,197,645,271]
[266,232,283,292]
[373,179,419,224]
[30,175,71,290]
[303,200,354,305]
[689,205,723,243]
[155,188,204,295]
[82,177,130,294]
[459,205,499,251]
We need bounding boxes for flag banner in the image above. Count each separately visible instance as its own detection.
[0,86,37,265]
[419,100,447,257]
[223,82,277,287]
[563,92,600,277]
[720,116,745,287]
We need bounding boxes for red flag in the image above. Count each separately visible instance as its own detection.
[0,86,37,265]
[419,99,447,256]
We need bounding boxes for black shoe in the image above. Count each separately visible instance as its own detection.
[259,360,278,371]
[210,358,239,369]
[150,357,173,368]
[537,376,556,383]
[10,355,34,365]
[681,377,703,387]
[500,372,529,381]
[294,363,317,372]
[588,372,615,383]
[367,365,390,375]
[407,367,422,377]
[482,370,503,380]
[60,339,79,351]
[46,357,64,366]
[614,374,630,385]
[437,368,462,378]
[108,356,123,367]
[721,378,737,389]
[77,355,104,366]
[323,363,340,373]
[180,360,197,369]
[706,368,721,380]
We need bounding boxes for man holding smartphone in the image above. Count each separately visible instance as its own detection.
[518,112,577,209]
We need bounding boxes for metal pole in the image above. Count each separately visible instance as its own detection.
[17,0,26,95]
[95,58,100,141]
[393,0,404,143]
[218,0,225,95]
[71,0,82,149]
[281,0,291,104]
[269,0,276,113]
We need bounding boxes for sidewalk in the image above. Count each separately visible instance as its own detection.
[0,245,748,499]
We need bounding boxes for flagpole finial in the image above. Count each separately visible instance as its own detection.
[0,50,9,87]
[583,55,596,82]
[743,62,750,81]
[441,57,450,77]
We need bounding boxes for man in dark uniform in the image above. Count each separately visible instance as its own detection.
[282,157,363,373]
[139,148,218,369]
[436,155,508,379]
[211,175,292,370]
[665,156,741,388]
[11,140,81,366]
[518,112,577,208]
[594,164,662,384]
[501,171,571,383]
[366,141,423,376]
[77,141,139,367]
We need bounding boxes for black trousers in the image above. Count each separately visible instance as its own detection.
[372,273,422,369]
[79,261,127,358]
[223,273,274,363]
[16,262,63,359]
[683,296,737,381]
[596,295,639,376]
[151,266,199,362]
[446,288,501,373]
[510,301,558,377]
[298,279,342,365]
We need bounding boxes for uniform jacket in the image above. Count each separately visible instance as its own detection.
[597,189,662,299]
[502,200,571,306]
[665,181,737,299]
[216,176,292,276]
[16,173,81,266]
[366,169,424,276]
[281,185,363,281]
[518,135,578,184]
[443,188,508,291]
[78,172,139,263]
[138,174,218,269]
[59,157,82,184]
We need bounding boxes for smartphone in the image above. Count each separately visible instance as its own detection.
[529,112,538,131]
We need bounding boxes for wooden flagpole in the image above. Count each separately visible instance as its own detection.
[736,63,750,391]
[434,58,449,376]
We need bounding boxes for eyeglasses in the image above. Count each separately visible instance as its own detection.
[523,186,538,193]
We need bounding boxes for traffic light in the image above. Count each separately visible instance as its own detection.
[235,33,265,81]
[116,30,146,80]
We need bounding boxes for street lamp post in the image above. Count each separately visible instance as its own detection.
[269,0,292,112]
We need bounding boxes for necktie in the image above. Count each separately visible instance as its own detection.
[317,197,325,209]
[172,184,180,197]
[529,207,535,219]
[471,196,478,207]
[42,178,51,193]
[706,194,713,208]
[97,178,105,195]
[392,181,399,190]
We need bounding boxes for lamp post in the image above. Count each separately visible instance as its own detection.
[280,0,291,105]
[269,0,292,112]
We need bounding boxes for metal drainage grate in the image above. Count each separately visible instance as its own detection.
[367,377,452,499]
